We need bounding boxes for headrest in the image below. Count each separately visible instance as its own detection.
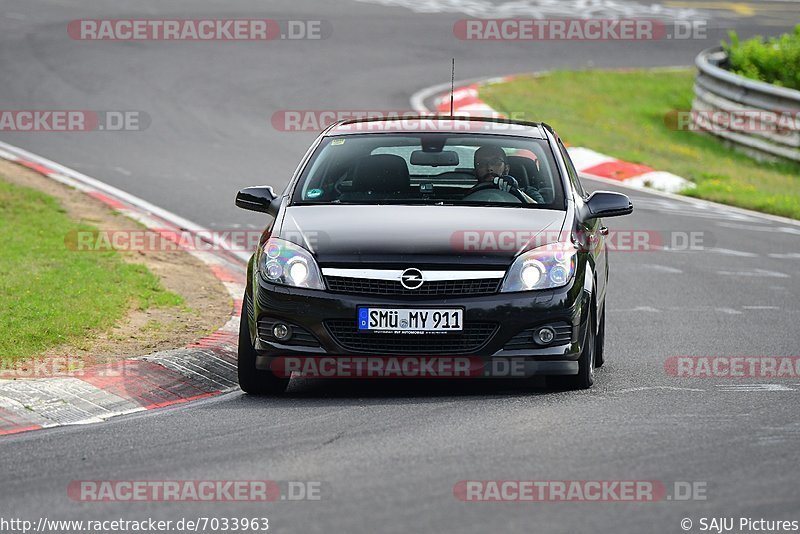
[506,156,530,187]
[508,155,543,187]
[351,154,410,193]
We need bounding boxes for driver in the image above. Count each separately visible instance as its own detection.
[468,145,545,203]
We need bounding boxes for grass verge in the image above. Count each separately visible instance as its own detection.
[0,176,183,363]
[480,68,800,219]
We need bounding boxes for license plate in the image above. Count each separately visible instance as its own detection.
[357,308,463,333]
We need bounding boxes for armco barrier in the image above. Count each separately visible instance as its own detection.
[692,46,800,163]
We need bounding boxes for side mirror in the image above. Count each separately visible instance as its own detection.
[235,186,281,217]
[583,191,633,219]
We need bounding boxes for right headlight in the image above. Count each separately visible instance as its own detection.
[500,242,578,292]
[259,237,325,290]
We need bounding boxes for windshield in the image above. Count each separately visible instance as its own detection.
[291,134,565,209]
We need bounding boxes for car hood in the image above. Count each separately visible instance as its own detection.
[278,205,567,267]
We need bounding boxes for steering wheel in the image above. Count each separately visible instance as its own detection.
[463,181,525,203]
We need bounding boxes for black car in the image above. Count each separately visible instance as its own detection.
[235,116,633,393]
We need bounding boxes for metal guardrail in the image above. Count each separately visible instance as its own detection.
[692,47,800,163]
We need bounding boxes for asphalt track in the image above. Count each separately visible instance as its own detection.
[2,1,800,532]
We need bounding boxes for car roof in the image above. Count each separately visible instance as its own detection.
[323,115,550,139]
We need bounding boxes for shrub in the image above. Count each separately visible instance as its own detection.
[722,25,800,90]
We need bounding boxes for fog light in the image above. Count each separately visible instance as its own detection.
[272,323,292,341]
[535,326,556,345]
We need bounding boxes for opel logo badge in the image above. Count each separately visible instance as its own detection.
[400,268,424,290]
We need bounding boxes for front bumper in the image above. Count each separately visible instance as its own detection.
[247,268,592,377]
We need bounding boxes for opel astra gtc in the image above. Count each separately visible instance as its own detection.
[235,116,632,394]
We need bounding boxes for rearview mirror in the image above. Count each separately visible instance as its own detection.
[583,191,633,219]
[235,186,281,217]
[410,150,459,167]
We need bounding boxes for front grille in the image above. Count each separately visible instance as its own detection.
[503,322,574,350]
[257,318,321,347]
[324,320,498,354]
[325,276,500,297]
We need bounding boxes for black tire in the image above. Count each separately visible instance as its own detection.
[595,303,606,368]
[547,306,596,390]
[238,297,289,395]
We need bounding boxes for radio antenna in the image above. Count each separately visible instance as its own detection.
[450,58,455,116]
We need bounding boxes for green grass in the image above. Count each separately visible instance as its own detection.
[480,69,800,219]
[0,178,183,363]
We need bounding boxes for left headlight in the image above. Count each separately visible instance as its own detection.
[500,242,578,292]
[259,238,325,290]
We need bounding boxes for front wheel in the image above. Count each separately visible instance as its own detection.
[238,296,289,395]
[546,306,596,390]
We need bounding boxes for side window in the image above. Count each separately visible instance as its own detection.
[558,142,586,198]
